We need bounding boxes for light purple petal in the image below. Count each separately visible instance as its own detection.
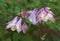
[27,8,38,15]
[6,24,15,29]
[28,13,38,25]
[27,10,38,25]
[7,16,18,24]
[16,17,22,33]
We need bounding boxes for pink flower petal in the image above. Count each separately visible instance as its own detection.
[21,23,28,33]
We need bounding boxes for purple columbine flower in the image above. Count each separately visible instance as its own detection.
[21,23,28,33]
[27,8,38,25]
[6,16,22,33]
[37,7,55,23]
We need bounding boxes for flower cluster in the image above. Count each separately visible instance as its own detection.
[6,7,55,33]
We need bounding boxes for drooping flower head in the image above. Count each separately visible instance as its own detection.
[37,7,55,23]
[6,16,22,33]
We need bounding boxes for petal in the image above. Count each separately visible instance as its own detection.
[27,10,38,25]
[7,16,18,24]
[28,13,38,25]
[47,13,53,18]
[27,9,37,15]
[16,17,22,25]
[49,17,55,23]
[21,23,28,33]
[16,25,21,33]
[16,17,22,33]
[6,23,16,29]
[6,24,14,29]
[43,16,49,21]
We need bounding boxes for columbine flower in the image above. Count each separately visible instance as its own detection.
[6,16,22,33]
[27,8,38,25]
[37,7,55,23]
[21,23,28,33]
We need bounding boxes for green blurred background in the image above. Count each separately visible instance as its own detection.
[0,0,60,41]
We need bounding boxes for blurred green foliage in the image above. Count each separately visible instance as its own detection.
[0,0,60,41]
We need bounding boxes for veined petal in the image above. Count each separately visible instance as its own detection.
[27,10,38,25]
[7,16,18,24]
[16,17,22,33]
[28,13,38,25]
